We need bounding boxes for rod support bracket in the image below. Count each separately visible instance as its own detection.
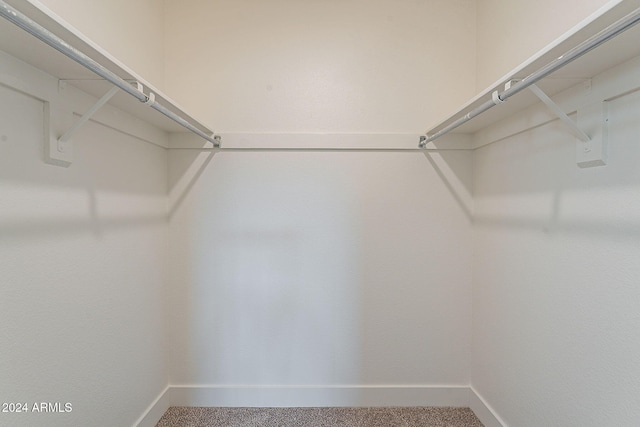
[143,91,155,106]
[491,90,504,105]
[418,135,427,148]
[213,135,222,148]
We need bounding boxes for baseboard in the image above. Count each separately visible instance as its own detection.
[134,385,171,427]
[148,385,470,410]
[137,385,478,425]
[469,386,507,427]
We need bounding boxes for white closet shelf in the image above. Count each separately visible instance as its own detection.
[0,0,215,140]
[425,0,640,142]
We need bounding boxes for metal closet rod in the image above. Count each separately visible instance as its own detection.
[0,0,219,147]
[421,6,640,147]
[181,147,432,152]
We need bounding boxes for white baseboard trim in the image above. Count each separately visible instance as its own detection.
[137,385,481,426]
[167,385,470,407]
[137,385,470,423]
[469,386,507,427]
[134,385,171,427]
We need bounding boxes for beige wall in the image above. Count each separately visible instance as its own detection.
[475,0,614,90]
[472,54,640,426]
[35,0,165,88]
[6,0,638,421]
[168,144,474,395]
[164,0,477,397]
[29,0,620,127]
[0,51,169,427]
[163,0,477,133]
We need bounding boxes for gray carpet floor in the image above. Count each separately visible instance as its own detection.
[156,406,484,426]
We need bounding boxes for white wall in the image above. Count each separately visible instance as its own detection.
[475,0,612,90]
[473,3,640,425]
[168,146,474,399]
[0,53,169,426]
[164,0,477,401]
[163,0,477,133]
[471,54,640,426]
[10,0,639,422]
[34,0,165,88]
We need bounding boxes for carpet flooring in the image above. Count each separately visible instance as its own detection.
[155,406,485,426]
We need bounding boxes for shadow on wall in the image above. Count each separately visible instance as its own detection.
[0,81,169,426]
[422,151,474,222]
[195,228,360,384]
[0,84,168,242]
[420,87,640,241]
[168,150,363,386]
[472,90,640,240]
[167,146,474,390]
[469,87,640,427]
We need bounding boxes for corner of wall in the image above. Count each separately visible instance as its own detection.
[473,0,480,94]
[134,386,172,427]
[469,387,506,427]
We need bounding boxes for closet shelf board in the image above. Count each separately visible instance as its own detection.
[426,0,640,138]
[0,0,213,136]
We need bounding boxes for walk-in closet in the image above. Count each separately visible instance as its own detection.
[1,0,640,426]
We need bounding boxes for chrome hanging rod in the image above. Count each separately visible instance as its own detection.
[420,6,640,147]
[0,0,220,147]
[172,147,441,152]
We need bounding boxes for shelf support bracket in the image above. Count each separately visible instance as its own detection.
[45,85,120,167]
[528,84,591,142]
[524,82,607,167]
[575,101,609,168]
[57,85,120,147]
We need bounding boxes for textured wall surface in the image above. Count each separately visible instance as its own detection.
[168,147,474,391]
[163,0,477,133]
[5,1,640,424]
[472,56,640,426]
[475,0,612,90]
[35,0,166,88]
[164,0,477,399]
[0,53,169,427]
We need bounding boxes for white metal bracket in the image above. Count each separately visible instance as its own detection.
[44,101,74,167]
[59,85,120,144]
[528,84,591,142]
[509,81,607,168]
[47,85,120,166]
[575,101,608,168]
